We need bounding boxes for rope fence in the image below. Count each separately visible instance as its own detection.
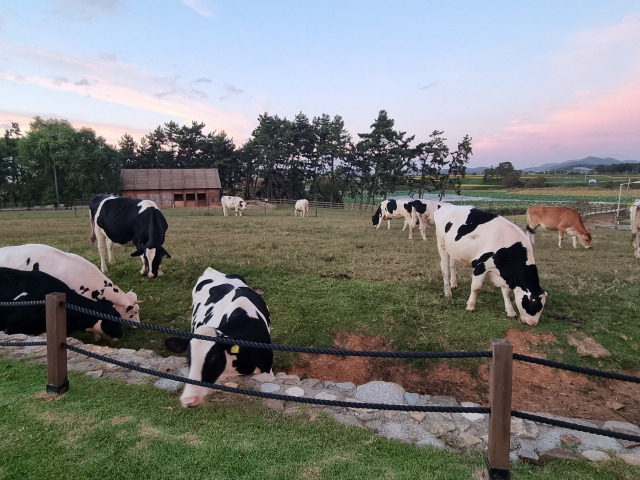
[2,294,640,479]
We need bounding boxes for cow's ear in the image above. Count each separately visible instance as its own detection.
[165,337,189,353]
[131,249,144,257]
[161,248,172,259]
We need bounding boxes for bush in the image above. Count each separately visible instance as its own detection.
[524,177,548,188]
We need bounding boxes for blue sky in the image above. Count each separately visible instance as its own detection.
[1,0,639,169]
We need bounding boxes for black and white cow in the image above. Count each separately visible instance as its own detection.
[165,268,273,407]
[90,194,171,278]
[221,195,247,217]
[411,199,450,240]
[372,199,423,240]
[0,244,141,341]
[434,205,547,326]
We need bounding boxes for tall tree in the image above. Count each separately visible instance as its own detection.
[311,114,352,203]
[356,110,415,204]
[0,122,23,207]
[17,117,121,206]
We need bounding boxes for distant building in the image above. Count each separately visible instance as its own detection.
[121,168,222,208]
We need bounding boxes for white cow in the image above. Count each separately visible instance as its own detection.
[434,205,547,326]
[411,199,451,240]
[372,199,423,240]
[294,199,309,217]
[221,196,247,216]
[630,200,640,259]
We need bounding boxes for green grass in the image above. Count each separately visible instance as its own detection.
[1,205,640,478]
[2,359,639,480]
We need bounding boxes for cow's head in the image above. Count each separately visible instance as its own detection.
[132,246,171,279]
[372,206,382,227]
[165,326,226,408]
[579,231,592,249]
[239,200,247,211]
[515,288,547,326]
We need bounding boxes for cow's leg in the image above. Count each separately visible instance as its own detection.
[557,230,564,248]
[525,225,536,245]
[500,286,517,318]
[387,220,391,230]
[572,235,578,249]
[466,271,486,312]
[439,250,453,298]
[106,238,115,265]
[406,215,413,240]
[95,230,109,274]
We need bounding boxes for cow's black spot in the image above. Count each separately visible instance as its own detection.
[472,251,494,276]
[32,262,39,272]
[113,288,119,293]
[203,306,214,325]
[413,201,427,215]
[455,208,497,241]
[26,257,31,266]
[445,222,453,233]
[225,274,247,283]
[91,290,100,299]
[126,305,133,312]
[205,284,234,305]
[386,199,398,213]
[219,313,229,328]
[195,279,213,292]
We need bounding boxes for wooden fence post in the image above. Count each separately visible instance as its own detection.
[45,293,69,394]
[487,338,513,479]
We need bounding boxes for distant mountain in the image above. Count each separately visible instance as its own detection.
[523,156,640,173]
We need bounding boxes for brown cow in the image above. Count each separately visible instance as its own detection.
[525,205,592,249]
[630,200,640,259]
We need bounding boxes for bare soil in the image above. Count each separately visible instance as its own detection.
[288,329,640,425]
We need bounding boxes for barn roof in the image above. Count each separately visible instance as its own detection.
[121,169,221,190]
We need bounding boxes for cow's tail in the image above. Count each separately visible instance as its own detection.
[525,225,536,235]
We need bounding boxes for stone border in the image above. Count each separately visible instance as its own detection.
[1,332,639,467]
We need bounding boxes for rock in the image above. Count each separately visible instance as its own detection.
[253,372,276,383]
[335,382,355,390]
[285,386,305,397]
[260,383,280,393]
[154,378,182,391]
[460,402,486,422]
[315,392,337,401]
[518,445,539,464]
[582,450,611,462]
[560,433,581,446]
[539,447,581,462]
[356,381,405,405]
[404,392,420,406]
[567,333,611,358]
[410,412,426,423]
[617,452,640,466]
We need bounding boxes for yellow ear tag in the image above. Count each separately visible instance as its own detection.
[230,345,240,354]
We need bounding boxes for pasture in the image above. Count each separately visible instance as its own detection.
[2,205,640,478]
[1,205,639,375]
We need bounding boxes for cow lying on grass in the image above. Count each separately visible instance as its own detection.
[0,244,140,342]
[165,268,273,407]
[434,205,547,326]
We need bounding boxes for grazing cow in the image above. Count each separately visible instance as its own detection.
[372,199,424,240]
[411,199,451,240]
[0,244,141,341]
[221,195,247,216]
[434,205,547,326]
[630,200,640,259]
[525,205,592,249]
[165,268,273,407]
[90,194,171,278]
[294,199,309,217]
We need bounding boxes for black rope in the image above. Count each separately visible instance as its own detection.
[62,302,492,360]
[514,353,640,384]
[62,343,489,414]
[0,300,46,307]
[512,411,640,442]
[0,341,47,347]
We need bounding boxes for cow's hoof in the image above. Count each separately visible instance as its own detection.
[180,397,203,408]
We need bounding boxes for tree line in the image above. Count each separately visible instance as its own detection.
[0,111,473,208]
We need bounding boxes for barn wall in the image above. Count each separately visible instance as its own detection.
[122,189,221,208]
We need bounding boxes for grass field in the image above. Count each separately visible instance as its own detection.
[1,204,640,479]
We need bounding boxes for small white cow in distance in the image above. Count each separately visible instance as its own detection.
[525,205,592,249]
[372,199,424,240]
[221,195,247,216]
[434,205,547,326]
[294,199,309,217]
[411,199,451,240]
[165,268,273,407]
[630,200,640,259]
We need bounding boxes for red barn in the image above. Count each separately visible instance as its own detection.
[121,169,222,208]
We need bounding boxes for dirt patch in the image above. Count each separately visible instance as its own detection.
[582,212,617,230]
[287,330,640,425]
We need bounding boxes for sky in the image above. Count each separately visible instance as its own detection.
[1,1,639,170]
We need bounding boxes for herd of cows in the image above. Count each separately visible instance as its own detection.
[1,192,639,407]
